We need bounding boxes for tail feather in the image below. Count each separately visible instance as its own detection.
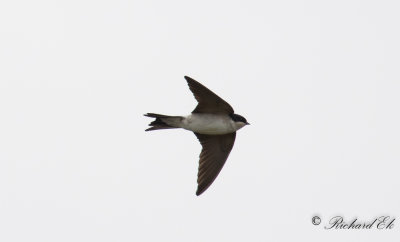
[144,113,183,131]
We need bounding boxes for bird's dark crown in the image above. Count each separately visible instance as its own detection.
[230,113,249,125]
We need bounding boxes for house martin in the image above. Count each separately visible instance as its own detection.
[144,76,249,196]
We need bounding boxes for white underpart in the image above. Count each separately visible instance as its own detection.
[170,113,245,135]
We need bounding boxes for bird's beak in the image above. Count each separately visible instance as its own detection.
[246,122,250,125]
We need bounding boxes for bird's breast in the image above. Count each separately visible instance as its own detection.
[182,114,236,135]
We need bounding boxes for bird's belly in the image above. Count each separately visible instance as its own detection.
[182,114,235,135]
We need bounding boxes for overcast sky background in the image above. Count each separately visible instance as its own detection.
[1,0,399,241]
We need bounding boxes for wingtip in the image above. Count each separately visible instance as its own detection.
[184,75,195,83]
[196,186,206,196]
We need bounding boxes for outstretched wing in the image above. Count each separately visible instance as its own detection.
[185,76,234,114]
[194,132,236,196]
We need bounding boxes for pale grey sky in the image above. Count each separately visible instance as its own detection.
[0,0,399,241]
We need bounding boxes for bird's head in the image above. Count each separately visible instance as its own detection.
[230,113,250,129]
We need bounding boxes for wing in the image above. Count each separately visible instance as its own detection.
[194,132,236,196]
[185,76,234,114]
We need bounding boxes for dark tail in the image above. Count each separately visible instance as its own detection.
[144,113,183,131]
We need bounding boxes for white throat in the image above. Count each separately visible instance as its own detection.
[234,121,246,131]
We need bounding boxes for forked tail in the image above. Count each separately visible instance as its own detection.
[144,113,183,131]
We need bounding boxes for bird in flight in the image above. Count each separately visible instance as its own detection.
[144,76,249,196]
